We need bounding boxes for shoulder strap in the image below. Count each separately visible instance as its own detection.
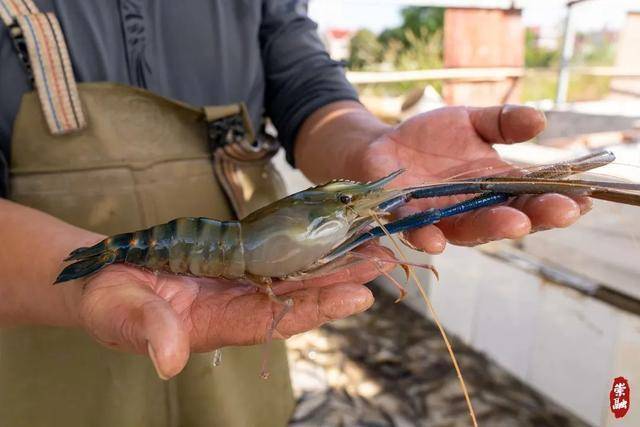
[1,0,86,134]
[0,0,36,23]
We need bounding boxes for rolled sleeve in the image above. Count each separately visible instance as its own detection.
[260,0,359,165]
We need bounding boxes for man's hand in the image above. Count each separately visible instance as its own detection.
[73,244,391,380]
[353,105,592,253]
[296,102,592,254]
[1,193,395,382]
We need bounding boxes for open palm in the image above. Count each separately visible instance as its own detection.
[73,244,392,379]
[355,105,590,253]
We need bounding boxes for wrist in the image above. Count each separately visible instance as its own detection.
[295,100,392,182]
[54,231,105,328]
[341,116,392,180]
[0,199,105,328]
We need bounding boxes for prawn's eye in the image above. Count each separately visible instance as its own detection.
[339,194,353,204]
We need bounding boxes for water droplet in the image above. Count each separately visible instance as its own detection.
[211,349,223,367]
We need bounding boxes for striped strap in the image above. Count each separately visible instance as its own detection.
[1,0,86,134]
[0,0,36,25]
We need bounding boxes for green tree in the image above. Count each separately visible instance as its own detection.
[347,6,445,94]
[394,28,443,71]
[400,7,444,39]
[349,29,384,70]
[349,6,444,71]
[524,28,559,68]
[379,7,444,48]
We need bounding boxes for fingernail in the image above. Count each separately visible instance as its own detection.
[502,104,544,119]
[502,104,533,113]
[320,285,373,319]
[148,342,169,380]
[501,105,547,140]
[580,199,593,214]
[400,233,425,252]
[530,226,551,233]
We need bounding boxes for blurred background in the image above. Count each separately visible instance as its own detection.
[280,1,640,426]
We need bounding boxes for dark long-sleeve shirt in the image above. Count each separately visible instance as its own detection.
[0,0,358,197]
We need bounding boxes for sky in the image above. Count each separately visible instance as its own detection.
[308,0,639,34]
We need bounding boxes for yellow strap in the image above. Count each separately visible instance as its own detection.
[1,1,86,134]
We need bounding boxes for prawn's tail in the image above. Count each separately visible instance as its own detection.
[54,238,124,284]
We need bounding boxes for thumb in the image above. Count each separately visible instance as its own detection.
[468,105,547,144]
[79,280,190,380]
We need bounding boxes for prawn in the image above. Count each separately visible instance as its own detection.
[55,150,640,288]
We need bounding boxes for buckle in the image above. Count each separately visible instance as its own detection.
[8,19,34,84]
[205,103,280,159]
[207,114,247,150]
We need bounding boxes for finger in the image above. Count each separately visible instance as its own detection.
[275,283,374,338]
[574,196,593,214]
[80,278,190,380]
[509,193,581,231]
[404,225,447,254]
[438,205,531,245]
[197,283,373,349]
[468,105,547,144]
[393,205,446,254]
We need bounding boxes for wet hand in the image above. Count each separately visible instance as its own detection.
[355,105,591,253]
[70,244,392,380]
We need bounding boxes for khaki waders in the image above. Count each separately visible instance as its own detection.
[1,2,294,426]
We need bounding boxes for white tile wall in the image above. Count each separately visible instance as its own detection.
[375,242,638,426]
[605,312,640,427]
[425,246,485,346]
[470,257,540,382]
[528,286,619,425]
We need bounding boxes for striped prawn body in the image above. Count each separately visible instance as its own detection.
[56,217,245,283]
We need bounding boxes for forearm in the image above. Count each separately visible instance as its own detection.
[294,101,392,183]
[0,199,103,327]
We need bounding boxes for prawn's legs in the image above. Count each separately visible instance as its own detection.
[249,276,294,379]
[348,251,441,302]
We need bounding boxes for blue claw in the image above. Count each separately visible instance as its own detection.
[321,192,509,263]
[380,192,509,235]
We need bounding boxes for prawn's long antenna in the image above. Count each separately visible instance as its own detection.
[371,211,478,427]
[372,262,407,302]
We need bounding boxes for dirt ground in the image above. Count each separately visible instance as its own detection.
[287,284,590,427]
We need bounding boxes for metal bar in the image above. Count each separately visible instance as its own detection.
[347,67,640,85]
[346,67,524,84]
[555,0,593,105]
[336,0,526,9]
[480,244,640,317]
[569,66,640,78]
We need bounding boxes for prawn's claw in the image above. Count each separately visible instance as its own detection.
[315,150,640,264]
